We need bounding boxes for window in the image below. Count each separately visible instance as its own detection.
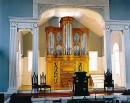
[113,43,120,74]
[28,51,33,71]
[89,51,98,71]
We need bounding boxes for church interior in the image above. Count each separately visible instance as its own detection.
[1,0,130,103]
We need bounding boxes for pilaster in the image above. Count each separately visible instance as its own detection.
[7,22,18,94]
[122,25,130,89]
[104,25,112,72]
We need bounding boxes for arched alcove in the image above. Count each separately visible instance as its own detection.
[110,31,125,87]
[37,7,105,88]
[17,29,33,90]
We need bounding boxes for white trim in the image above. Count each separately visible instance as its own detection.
[33,0,109,6]
[9,17,38,22]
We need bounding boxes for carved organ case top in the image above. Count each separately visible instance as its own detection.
[45,17,89,88]
[46,17,89,57]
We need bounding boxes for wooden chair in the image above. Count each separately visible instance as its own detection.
[104,69,114,91]
[31,72,40,93]
[40,72,51,93]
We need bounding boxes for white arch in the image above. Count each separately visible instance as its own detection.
[39,8,104,36]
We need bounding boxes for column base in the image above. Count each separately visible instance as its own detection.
[7,87,17,94]
[126,85,130,90]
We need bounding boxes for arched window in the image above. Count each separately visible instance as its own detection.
[113,43,120,74]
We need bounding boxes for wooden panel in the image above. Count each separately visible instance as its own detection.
[60,73,73,87]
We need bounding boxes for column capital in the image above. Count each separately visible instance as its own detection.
[10,22,17,28]
[33,23,38,28]
[105,25,110,30]
[124,25,129,30]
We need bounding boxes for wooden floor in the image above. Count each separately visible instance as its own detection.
[15,89,125,98]
[18,84,125,98]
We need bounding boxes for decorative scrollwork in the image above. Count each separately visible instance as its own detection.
[33,23,38,28]
[124,25,129,30]
[38,4,55,16]
[54,63,58,84]
[10,22,17,28]
[105,25,110,29]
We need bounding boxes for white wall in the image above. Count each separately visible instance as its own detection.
[90,57,104,75]
[22,57,32,85]
[22,57,46,85]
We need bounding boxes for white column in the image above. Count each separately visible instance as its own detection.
[32,23,39,75]
[122,26,130,89]
[7,22,18,94]
[104,25,112,72]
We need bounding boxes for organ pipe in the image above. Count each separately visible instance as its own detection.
[46,17,88,56]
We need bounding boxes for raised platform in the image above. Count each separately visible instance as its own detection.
[7,87,127,103]
[18,85,125,93]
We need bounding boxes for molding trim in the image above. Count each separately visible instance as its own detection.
[18,23,33,29]
[9,17,38,22]
[9,18,38,30]
[33,0,109,6]
[105,22,129,31]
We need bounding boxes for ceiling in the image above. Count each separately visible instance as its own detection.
[39,8,104,36]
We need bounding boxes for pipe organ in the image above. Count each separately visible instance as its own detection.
[45,17,89,88]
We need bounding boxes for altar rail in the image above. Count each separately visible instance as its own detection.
[31,94,121,103]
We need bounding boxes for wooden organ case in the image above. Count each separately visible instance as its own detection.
[45,17,89,88]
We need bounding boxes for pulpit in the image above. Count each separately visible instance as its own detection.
[73,71,89,96]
